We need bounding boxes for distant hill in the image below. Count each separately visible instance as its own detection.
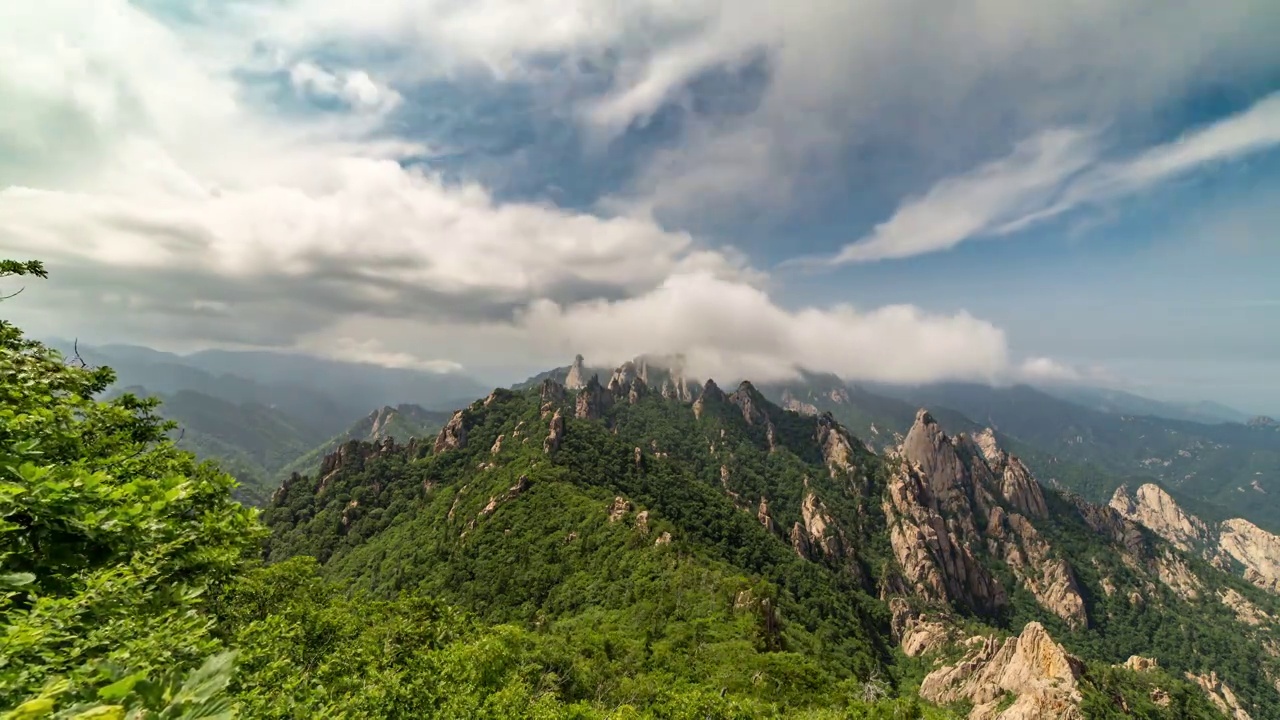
[52,340,487,433]
[1042,385,1251,425]
[66,340,487,502]
[111,385,332,505]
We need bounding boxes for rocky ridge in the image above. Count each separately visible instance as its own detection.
[885,410,1087,627]
[1111,483,1280,594]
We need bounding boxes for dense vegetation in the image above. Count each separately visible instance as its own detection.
[6,260,1279,718]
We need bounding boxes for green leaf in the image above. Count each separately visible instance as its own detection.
[0,572,35,588]
[97,673,146,701]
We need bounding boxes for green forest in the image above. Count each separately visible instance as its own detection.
[3,261,1276,719]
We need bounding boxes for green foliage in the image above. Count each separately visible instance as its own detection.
[0,316,259,713]
[1079,662,1223,719]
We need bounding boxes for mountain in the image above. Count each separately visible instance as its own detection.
[105,385,331,504]
[1043,386,1252,425]
[866,381,1280,531]
[1110,483,1280,595]
[261,362,1280,718]
[52,340,487,432]
[275,403,451,481]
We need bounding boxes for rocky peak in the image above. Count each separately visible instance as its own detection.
[1185,671,1253,720]
[575,375,612,420]
[609,361,639,390]
[728,381,769,425]
[919,621,1085,720]
[1218,518,1280,594]
[1108,482,1280,595]
[564,354,588,390]
[780,389,819,416]
[539,378,566,404]
[1109,484,1210,553]
[692,379,726,419]
[903,409,972,499]
[432,410,468,454]
[972,429,1047,519]
[815,413,857,478]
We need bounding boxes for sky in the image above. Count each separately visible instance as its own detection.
[1,0,1279,412]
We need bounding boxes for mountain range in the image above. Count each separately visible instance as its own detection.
[20,326,1280,717]
[261,361,1280,718]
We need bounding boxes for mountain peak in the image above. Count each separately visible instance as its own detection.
[565,354,588,390]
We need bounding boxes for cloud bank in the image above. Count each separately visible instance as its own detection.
[0,0,1046,387]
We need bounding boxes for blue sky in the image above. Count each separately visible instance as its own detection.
[2,0,1279,412]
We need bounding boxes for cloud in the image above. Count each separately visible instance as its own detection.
[0,0,1052,389]
[289,62,402,114]
[825,129,1095,264]
[821,90,1280,264]
[301,337,464,373]
[518,272,1012,384]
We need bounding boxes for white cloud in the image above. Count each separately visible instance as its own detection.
[827,129,1095,264]
[821,90,1280,264]
[289,62,402,114]
[0,0,1050,388]
[518,272,1012,385]
[302,337,464,373]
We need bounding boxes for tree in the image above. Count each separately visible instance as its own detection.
[1,260,260,716]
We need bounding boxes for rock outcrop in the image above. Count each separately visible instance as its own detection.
[815,413,857,478]
[919,622,1085,720]
[432,411,468,454]
[564,354,588,390]
[885,410,1086,625]
[608,496,632,522]
[1185,671,1253,720]
[1109,484,1211,553]
[975,429,1047,519]
[727,381,778,450]
[757,497,776,533]
[543,409,565,454]
[889,598,951,658]
[1219,518,1280,593]
[692,379,726,420]
[1111,482,1280,594]
[575,375,612,420]
[780,389,819,417]
[1220,588,1273,626]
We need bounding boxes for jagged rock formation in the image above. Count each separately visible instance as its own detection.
[975,429,1047,519]
[884,410,1087,626]
[692,379,726,420]
[889,598,952,658]
[433,411,468,454]
[1221,588,1274,626]
[479,475,530,517]
[920,622,1085,720]
[564,354,588,390]
[780,389,819,416]
[575,375,612,420]
[1111,482,1280,594]
[1123,655,1159,672]
[815,413,857,478]
[1185,671,1253,720]
[757,497,775,533]
[1110,484,1212,553]
[608,496,632,522]
[793,488,849,566]
[544,409,565,454]
[728,381,778,451]
[1220,519,1280,593]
